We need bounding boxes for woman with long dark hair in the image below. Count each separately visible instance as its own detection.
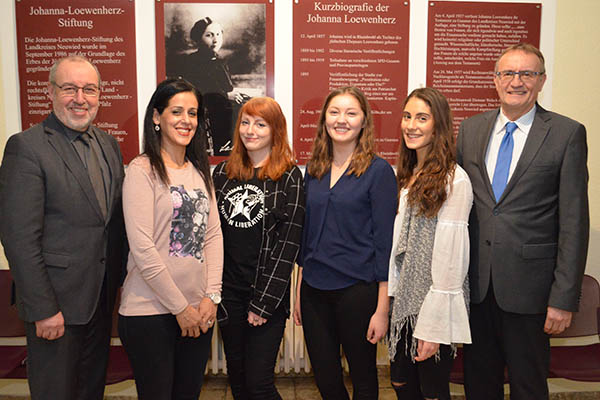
[212,97,304,399]
[118,78,223,399]
[388,88,472,400]
[294,86,397,399]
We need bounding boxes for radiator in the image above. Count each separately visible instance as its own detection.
[205,266,389,375]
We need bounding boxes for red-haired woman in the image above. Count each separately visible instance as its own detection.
[212,97,305,400]
[388,88,472,400]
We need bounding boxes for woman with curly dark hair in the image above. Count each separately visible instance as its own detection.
[387,87,472,400]
[118,78,223,399]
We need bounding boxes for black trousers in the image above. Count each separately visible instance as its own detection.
[219,290,286,400]
[301,280,379,400]
[118,313,213,400]
[24,301,112,400]
[389,324,453,400]
[463,284,550,400]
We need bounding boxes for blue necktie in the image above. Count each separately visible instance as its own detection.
[492,122,518,201]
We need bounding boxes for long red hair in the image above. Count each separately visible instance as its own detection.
[226,97,295,180]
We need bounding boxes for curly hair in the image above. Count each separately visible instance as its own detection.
[307,86,375,179]
[396,88,456,217]
[226,97,295,181]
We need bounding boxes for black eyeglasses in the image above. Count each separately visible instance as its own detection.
[53,83,100,97]
[494,70,544,83]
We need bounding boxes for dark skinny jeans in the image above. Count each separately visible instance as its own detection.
[219,289,287,400]
[301,280,379,400]
[118,313,213,400]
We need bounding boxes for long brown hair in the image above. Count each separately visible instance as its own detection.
[307,86,375,179]
[396,88,455,217]
[226,97,295,181]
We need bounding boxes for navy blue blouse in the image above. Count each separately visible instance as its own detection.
[299,156,398,290]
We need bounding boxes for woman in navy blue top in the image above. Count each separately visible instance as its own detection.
[294,86,397,399]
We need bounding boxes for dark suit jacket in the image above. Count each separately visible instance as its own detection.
[456,105,589,314]
[0,113,126,325]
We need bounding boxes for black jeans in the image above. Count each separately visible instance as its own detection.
[219,290,286,400]
[301,280,379,400]
[118,313,213,400]
[389,324,453,400]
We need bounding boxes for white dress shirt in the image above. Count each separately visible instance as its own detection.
[485,105,537,183]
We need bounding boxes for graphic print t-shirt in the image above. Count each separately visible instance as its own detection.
[217,173,264,292]
[169,185,210,262]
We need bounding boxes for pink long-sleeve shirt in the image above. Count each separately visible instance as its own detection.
[119,156,223,316]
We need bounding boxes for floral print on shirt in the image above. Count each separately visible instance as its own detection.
[169,185,209,262]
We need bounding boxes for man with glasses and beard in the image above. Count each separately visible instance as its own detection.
[0,56,126,400]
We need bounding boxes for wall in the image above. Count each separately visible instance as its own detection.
[0,0,597,283]
[553,0,600,281]
[0,52,6,270]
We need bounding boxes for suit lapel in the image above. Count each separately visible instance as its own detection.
[500,105,551,201]
[477,109,499,202]
[44,117,105,221]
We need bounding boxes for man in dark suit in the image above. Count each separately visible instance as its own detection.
[457,43,589,399]
[0,56,126,400]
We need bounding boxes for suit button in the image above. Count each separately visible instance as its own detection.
[493,209,499,216]
[100,258,105,263]
[485,240,491,245]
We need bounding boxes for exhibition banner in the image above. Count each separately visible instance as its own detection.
[16,0,140,163]
[427,1,541,136]
[156,0,275,164]
[293,0,410,164]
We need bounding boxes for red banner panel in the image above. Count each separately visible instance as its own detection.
[426,1,541,136]
[15,0,140,164]
[156,0,275,165]
[293,0,410,164]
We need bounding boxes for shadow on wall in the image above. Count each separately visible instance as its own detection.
[586,228,600,281]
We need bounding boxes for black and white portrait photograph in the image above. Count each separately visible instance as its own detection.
[164,2,268,158]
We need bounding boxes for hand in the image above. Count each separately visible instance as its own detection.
[176,305,202,337]
[293,296,302,326]
[366,311,388,344]
[544,306,572,335]
[248,311,267,327]
[414,340,440,362]
[197,297,217,334]
[227,90,247,104]
[35,311,65,340]
[294,268,303,326]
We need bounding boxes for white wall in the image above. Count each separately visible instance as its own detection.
[2,0,597,287]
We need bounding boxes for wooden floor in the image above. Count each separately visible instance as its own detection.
[2,369,600,399]
[199,372,399,400]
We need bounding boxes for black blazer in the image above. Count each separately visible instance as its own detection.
[0,113,126,325]
[457,105,589,314]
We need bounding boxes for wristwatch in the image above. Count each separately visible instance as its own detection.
[207,292,222,305]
